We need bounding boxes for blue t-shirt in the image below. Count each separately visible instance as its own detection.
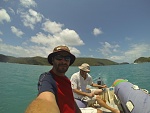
[38,70,76,113]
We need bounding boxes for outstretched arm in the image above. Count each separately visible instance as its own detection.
[91,83,107,89]
[25,92,60,113]
[72,89,94,98]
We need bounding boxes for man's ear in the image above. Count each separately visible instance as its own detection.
[51,57,54,65]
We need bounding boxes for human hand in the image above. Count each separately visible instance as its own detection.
[98,84,107,89]
[87,92,94,98]
[102,84,107,88]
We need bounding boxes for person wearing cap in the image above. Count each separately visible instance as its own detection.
[25,45,81,113]
[70,63,120,113]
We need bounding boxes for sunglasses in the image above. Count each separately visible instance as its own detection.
[54,55,71,61]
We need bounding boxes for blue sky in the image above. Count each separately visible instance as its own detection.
[0,0,150,63]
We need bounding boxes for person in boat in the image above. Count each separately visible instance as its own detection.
[25,45,81,113]
[70,63,120,113]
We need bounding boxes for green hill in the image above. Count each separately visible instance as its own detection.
[73,57,118,66]
[0,54,118,66]
[134,57,150,63]
[0,54,49,65]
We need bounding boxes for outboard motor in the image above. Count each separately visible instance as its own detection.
[97,77,104,85]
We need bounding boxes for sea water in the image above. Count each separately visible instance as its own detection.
[0,62,150,113]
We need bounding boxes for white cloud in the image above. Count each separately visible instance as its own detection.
[109,56,125,62]
[31,18,84,47]
[0,31,3,35]
[93,28,103,36]
[0,43,45,57]
[98,42,119,57]
[30,29,84,47]
[105,43,150,63]
[8,7,15,15]
[0,41,81,58]
[0,38,3,42]
[20,9,43,29]
[42,20,64,34]
[124,44,150,58]
[68,46,81,57]
[30,32,52,46]
[0,9,11,23]
[20,0,37,8]
[125,37,132,41]
[54,29,84,46]
[11,26,24,38]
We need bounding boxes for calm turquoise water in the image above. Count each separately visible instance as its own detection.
[0,62,150,113]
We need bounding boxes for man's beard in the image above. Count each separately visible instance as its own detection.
[56,64,69,73]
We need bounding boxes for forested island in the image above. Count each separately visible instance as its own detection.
[0,54,149,66]
[134,57,150,63]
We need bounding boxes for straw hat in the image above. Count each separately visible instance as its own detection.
[48,45,76,65]
[78,63,90,72]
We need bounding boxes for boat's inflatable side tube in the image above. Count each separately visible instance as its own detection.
[114,79,150,113]
[112,79,128,87]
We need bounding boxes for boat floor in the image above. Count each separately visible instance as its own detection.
[80,87,123,113]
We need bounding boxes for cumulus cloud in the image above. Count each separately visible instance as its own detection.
[125,37,132,41]
[0,4,82,59]
[0,31,3,35]
[11,26,24,38]
[0,8,83,58]
[124,44,150,58]
[42,20,64,34]
[30,29,84,47]
[30,32,52,45]
[31,19,84,47]
[0,38,3,42]
[0,43,46,57]
[93,28,103,36]
[20,9,43,29]
[110,56,125,61]
[105,43,150,63]
[68,46,81,57]
[98,42,119,57]
[20,0,37,8]
[8,7,15,15]
[54,29,84,46]
[0,42,81,58]
[0,9,11,23]
[28,19,84,57]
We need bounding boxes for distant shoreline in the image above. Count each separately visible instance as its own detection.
[0,54,149,66]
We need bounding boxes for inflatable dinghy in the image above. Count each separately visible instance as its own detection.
[113,79,150,113]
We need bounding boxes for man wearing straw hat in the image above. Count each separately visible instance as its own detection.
[70,63,120,113]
